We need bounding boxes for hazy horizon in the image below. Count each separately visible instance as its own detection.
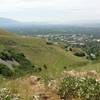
[0,0,100,24]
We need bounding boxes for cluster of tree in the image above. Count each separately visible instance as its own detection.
[83,41,100,60]
[65,41,100,60]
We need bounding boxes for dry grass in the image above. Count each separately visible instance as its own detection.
[2,76,60,100]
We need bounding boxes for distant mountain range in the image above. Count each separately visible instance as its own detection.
[0,17,21,27]
[0,17,100,36]
[0,17,100,27]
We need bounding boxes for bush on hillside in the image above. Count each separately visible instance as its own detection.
[0,64,13,77]
[12,53,32,68]
[0,49,34,77]
[58,76,100,100]
[46,41,53,45]
[0,48,49,77]
[0,49,32,69]
[43,64,47,70]
[0,51,13,61]
[74,51,85,57]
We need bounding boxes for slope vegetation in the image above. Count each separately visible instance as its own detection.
[0,29,90,77]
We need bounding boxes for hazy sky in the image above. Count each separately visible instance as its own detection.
[0,0,100,24]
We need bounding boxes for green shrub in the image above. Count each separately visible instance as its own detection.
[0,51,13,61]
[0,49,32,69]
[0,64,13,77]
[0,49,35,77]
[43,64,47,70]
[12,53,32,68]
[74,51,85,57]
[58,76,100,100]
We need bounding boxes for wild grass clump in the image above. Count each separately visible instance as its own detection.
[0,88,20,100]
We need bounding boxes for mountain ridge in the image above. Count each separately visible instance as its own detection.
[0,17,100,27]
[0,17,21,27]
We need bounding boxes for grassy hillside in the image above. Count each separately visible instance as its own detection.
[0,29,100,100]
[0,29,90,77]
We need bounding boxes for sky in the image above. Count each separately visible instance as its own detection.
[0,0,100,24]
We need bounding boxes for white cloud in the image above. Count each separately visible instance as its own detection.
[0,0,100,23]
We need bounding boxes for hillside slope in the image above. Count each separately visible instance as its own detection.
[0,29,100,100]
[0,29,90,77]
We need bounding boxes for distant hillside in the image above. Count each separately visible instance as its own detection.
[0,28,15,36]
[0,17,100,36]
[0,17,20,27]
